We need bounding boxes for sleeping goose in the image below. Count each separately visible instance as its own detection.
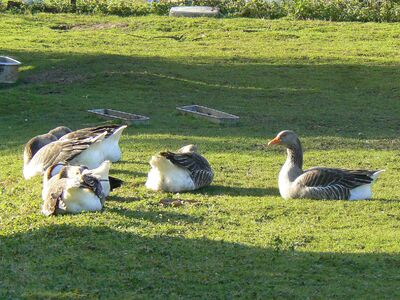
[41,164,107,216]
[23,126,72,169]
[59,124,127,162]
[23,124,127,179]
[48,126,73,139]
[268,130,384,200]
[145,144,214,192]
[43,160,123,197]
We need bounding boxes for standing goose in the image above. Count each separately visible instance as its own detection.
[41,164,107,216]
[23,126,72,168]
[268,130,384,200]
[145,144,214,192]
[23,124,127,179]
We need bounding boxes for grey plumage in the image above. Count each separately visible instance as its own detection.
[48,126,72,139]
[42,165,105,216]
[42,179,67,216]
[30,134,104,175]
[296,168,377,200]
[59,124,120,141]
[269,130,383,200]
[23,126,72,166]
[24,133,58,166]
[160,146,213,189]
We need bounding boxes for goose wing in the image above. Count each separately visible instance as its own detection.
[160,151,213,188]
[295,168,376,200]
[59,124,120,141]
[42,180,65,216]
[31,134,105,174]
[80,174,104,199]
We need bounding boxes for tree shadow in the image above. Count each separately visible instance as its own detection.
[1,224,399,298]
[195,184,280,197]
[107,207,203,224]
[110,168,147,178]
[118,160,149,166]
[2,50,399,147]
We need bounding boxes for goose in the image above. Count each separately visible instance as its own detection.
[23,124,127,179]
[59,124,127,162]
[48,126,73,139]
[43,160,123,197]
[23,126,72,168]
[41,164,107,216]
[145,144,214,192]
[268,130,384,200]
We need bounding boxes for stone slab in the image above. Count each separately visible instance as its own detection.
[169,6,220,18]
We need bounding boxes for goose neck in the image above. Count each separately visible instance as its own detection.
[286,142,303,171]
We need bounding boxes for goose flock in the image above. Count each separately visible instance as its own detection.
[23,126,384,216]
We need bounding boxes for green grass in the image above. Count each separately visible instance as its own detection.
[1,13,400,298]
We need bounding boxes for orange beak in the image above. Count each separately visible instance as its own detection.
[267,136,281,146]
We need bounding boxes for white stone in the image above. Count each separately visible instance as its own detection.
[169,6,220,18]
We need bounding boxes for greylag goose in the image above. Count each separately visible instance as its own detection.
[23,126,72,169]
[43,160,123,197]
[59,124,127,162]
[41,163,108,216]
[268,130,384,200]
[23,124,127,179]
[145,144,214,192]
[48,126,72,139]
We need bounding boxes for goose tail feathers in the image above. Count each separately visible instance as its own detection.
[109,176,123,191]
[371,169,385,181]
[108,125,127,142]
[86,160,111,180]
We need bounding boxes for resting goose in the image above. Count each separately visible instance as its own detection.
[268,130,384,200]
[48,126,73,139]
[43,160,123,197]
[145,144,214,192]
[23,126,72,169]
[41,164,108,216]
[23,124,127,179]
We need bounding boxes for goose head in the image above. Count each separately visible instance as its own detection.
[268,130,300,148]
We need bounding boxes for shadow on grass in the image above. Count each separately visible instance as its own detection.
[1,224,399,298]
[110,168,147,177]
[196,184,280,197]
[2,50,399,146]
[107,207,203,224]
[118,160,149,166]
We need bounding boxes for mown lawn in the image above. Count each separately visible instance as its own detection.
[0,13,400,298]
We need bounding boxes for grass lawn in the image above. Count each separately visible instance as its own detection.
[1,13,400,298]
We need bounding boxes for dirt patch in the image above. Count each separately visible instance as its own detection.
[50,23,129,31]
[24,69,88,85]
[50,24,73,31]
